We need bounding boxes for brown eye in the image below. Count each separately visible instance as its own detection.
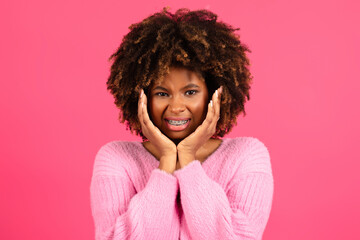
[185,90,197,96]
[155,92,168,97]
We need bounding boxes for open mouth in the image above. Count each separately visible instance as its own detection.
[166,119,189,126]
[164,118,191,131]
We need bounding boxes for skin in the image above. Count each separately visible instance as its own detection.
[137,67,223,174]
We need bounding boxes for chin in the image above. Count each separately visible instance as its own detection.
[164,132,190,142]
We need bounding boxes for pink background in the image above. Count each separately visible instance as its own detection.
[1,0,359,239]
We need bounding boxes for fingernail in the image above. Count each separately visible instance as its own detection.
[210,100,213,107]
[140,89,143,98]
[219,86,223,94]
[215,90,218,98]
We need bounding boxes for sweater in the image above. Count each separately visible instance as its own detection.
[90,137,274,240]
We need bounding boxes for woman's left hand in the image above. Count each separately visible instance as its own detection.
[176,86,222,168]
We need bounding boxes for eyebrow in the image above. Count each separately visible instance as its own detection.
[152,83,200,91]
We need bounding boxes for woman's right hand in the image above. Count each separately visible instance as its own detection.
[138,89,177,173]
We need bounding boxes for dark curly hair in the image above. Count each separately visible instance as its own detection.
[106,7,253,140]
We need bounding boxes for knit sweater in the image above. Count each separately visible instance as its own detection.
[90,137,274,240]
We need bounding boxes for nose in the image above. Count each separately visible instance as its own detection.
[168,96,185,114]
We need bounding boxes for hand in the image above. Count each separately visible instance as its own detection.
[176,86,222,167]
[138,89,177,173]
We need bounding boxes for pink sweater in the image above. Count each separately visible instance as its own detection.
[90,137,274,240]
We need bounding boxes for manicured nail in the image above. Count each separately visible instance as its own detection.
[219,86,223,94]
[215,90,218,98]
[210,100,213,107]
[140,89,143,98]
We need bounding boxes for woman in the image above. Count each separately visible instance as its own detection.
[90,7,274,240]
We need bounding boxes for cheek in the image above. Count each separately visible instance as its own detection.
[191,100,208,118]
[149,100,163,121]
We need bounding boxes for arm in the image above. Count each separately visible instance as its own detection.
[90,145,180,240]
[174,140,274,240]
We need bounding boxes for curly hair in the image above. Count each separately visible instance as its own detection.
[106,7,253,140]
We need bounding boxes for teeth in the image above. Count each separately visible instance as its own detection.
[167,120,189,126]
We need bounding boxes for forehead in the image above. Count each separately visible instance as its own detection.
[151,67,205,87]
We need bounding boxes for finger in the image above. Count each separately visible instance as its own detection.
[203,99,215,127]
[191,101,212,139]
[142,92,150,126]
[185,99,216,146]
[208,89,221,133]
[209,90,218,119]
[215,87,221,121]
[192,100,216,140]
[140,92,152,137]
[138,90,151,133]
[142,94,159,131]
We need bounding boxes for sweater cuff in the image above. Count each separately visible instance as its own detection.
[145,168,178,200]
[173,160,205,179]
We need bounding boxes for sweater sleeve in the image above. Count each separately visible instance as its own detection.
[90,144,180,240]
[173,139,274,240]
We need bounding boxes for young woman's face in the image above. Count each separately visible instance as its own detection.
[148,67,209,142]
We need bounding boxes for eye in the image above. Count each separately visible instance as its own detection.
[155,92,168,97]
[185,90,198,96]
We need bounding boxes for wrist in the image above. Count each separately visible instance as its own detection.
[158,154,177,174]
[177,151,196,168]
[161,148,177,157]
[158,164,175,174]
